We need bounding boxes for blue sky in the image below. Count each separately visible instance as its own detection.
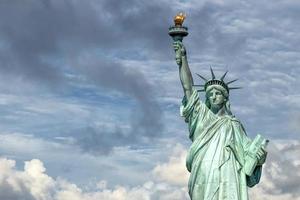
[0,0,299,199]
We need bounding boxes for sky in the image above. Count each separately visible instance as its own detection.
[0,0,300,199]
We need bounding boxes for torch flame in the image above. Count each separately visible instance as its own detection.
[174,12,186,26]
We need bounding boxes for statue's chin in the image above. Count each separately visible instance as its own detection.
[210,104,224,114]
[211,104,222,109]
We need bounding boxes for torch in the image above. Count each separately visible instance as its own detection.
[168,13,188,64]
[168,12,188,42]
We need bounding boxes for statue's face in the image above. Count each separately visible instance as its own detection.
[207,88,226,110]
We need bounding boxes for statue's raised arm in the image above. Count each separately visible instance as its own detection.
[173,41,194,100]
[169,13,194,100]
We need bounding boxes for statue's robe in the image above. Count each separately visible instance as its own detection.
[180,89,262,200]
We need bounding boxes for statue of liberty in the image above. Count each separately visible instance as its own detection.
[169,13,268,200]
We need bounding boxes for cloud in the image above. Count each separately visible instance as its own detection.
[0,73,163,155]
[152,144,189,186]
[1,140,300,200]
[248,140,300,199]
[0,0,299,139]
[71,125,131,155]
[0,0,172,154]
[255,141,300,195]
[66,55,164,154]
[0,0,175,87]
[288,113,300,135]
[0,132,177,187]
[0,158,54,200]
[0,157,188,200]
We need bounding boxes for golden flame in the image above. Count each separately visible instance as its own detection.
[174,12,186,26]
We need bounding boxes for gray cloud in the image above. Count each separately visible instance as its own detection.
[69,58,163,154]
[263,142,300,196]
[0,182,35,200]
[0,0,171,153]
[0,0,174,88]
[1,0,300,153]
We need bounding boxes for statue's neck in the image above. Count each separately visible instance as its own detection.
[210,105,226,116]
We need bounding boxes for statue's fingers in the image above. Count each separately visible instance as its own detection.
[262,148,267,154]
[173,41,180,46]
[258,149,264,157]
[174,41,183,47]
[173,44,179,49]
[258,149,263,154]
[260,147,266,154]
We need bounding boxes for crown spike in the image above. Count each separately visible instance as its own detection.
[228,87,242,90]
[197,89,205,92]
[196,73,208,82]
[210,67,215,79]
[220,71,228,81]
[226,79,238,85]
[193,84,205,87]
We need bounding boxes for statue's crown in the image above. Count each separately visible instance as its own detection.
[194,67,241,94]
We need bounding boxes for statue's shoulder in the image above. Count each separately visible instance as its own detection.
[225,115,242,125]
[227,116,247,133]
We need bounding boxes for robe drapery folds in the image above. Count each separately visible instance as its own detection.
[180,89,262,200]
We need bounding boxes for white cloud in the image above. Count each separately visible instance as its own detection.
[0,158,54,200]
[249,186,300,200]
[249,140,300,199]
[1,140,299,200]
[152,144,189,186]
[0,157,189,200]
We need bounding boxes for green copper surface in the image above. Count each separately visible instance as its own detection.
[169,18,268,200]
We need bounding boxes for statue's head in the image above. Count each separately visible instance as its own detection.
[195,68,241,115]
[206,85,227,109]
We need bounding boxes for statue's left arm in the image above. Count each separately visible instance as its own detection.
[233,121,268,187]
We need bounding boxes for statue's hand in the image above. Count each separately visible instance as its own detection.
[173,41,186,66]
[256,148,267,165]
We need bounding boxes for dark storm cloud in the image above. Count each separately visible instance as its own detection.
[71,58,163,154]
[0,0,175,87]
[1,0,299,152]
[0,1,66,86]
[73,125,128,155]
[0,0,230,91]
[0,0,173,153]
